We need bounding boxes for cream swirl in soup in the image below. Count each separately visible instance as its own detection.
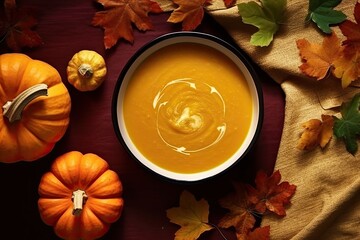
[123,42,253,173]
[153,78,226,155]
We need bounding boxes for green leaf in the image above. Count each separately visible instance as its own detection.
[333,93,360,155]
[306,0,347,34]
[237,0,286,47]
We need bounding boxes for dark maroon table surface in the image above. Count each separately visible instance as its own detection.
[0,1,285,239]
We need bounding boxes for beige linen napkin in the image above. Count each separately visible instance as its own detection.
[158,0,360,239]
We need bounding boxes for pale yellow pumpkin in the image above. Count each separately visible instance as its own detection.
[67,50,107,91]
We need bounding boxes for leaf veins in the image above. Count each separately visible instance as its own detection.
[296,32,342,80]
[166,190,213,240]
[246,170,296,217]
[237,0,287,47]
[218,183,257,237]
[92,0,162,49]
[306,0,346,34]
[167,0,212,31]
[0,0,42,52]
[333,93,360,155]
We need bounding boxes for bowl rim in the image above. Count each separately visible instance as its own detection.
[112,31,264,183]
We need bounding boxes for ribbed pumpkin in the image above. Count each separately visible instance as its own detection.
[0,53,71,163]
[38,151,124,240]
[67,50,107,91]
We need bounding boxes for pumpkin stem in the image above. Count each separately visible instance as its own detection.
[72,189,88,216]
[2,83,48,123]
[78,64,93,78]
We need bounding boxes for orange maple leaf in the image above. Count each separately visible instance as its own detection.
[0,0,42,52]
[333,2,360,88]
[245,226,270,240]
[297,114,334,150]
[246,170,296,217]
[296,32,342,80]
[92,0,162,49]
[218,183,257,237]
[333,49,360,88]
[166,190,213,240]
[167,0,212,31]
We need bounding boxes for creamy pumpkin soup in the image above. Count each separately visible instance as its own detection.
[123,42,253,173]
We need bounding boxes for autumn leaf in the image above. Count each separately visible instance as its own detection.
[92,0,162,49]
[296,32,342,80]
[332,2,360,88]
[246,226,270,240]
[223,0,236,8]
[166,190,213,240]
[0,0,42,52]
[218,183,257,238]
[306,0,346,34]
[237,0,287,47]
[333,49,360,88]
[297,114,334,150]
[338,1,360,49]
[246,170,296,216]
[167,0,212,31]
[333,93,360,155]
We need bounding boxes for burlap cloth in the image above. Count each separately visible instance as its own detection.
[158,0,360,239]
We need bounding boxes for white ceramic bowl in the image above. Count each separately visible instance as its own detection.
[112,32,263,182]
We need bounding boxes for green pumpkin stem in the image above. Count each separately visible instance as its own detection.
[72,189,88,216]
[2,83,48,123]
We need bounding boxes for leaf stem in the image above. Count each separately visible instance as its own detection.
[206,222,229,240]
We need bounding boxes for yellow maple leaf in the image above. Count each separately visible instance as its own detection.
[297,114,334,150]
[166,190,213,240]
[333,48,360,88]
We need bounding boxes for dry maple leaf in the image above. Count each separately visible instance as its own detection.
[218,183,257,238]
[297,114,334,150]
[166,190,213,240]
[245,226,270,240]
[223,0,236,8]
[338,1,360,49]
[246,170,296,217]
[167,0,212,31]
[333,48,360,88]
[296,32,342,80]
[332,2,360,88]
[92,0,162,49]
[0,0,42,52]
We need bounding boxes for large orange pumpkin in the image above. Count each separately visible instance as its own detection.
[38,151,124,240]
[0,53,71,163]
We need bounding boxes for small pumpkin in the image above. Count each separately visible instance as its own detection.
[38,151,124,240]
[67,50,107,91]
[0,53,71,163]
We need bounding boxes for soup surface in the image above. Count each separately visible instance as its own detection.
[123,42,253,173]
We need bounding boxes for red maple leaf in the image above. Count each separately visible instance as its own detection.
[0,0,42,52]
[218,183,257,237]
[92,0,162,49]
[246,170,296,216]
[223,0,236,8]
[167,0,212,30]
